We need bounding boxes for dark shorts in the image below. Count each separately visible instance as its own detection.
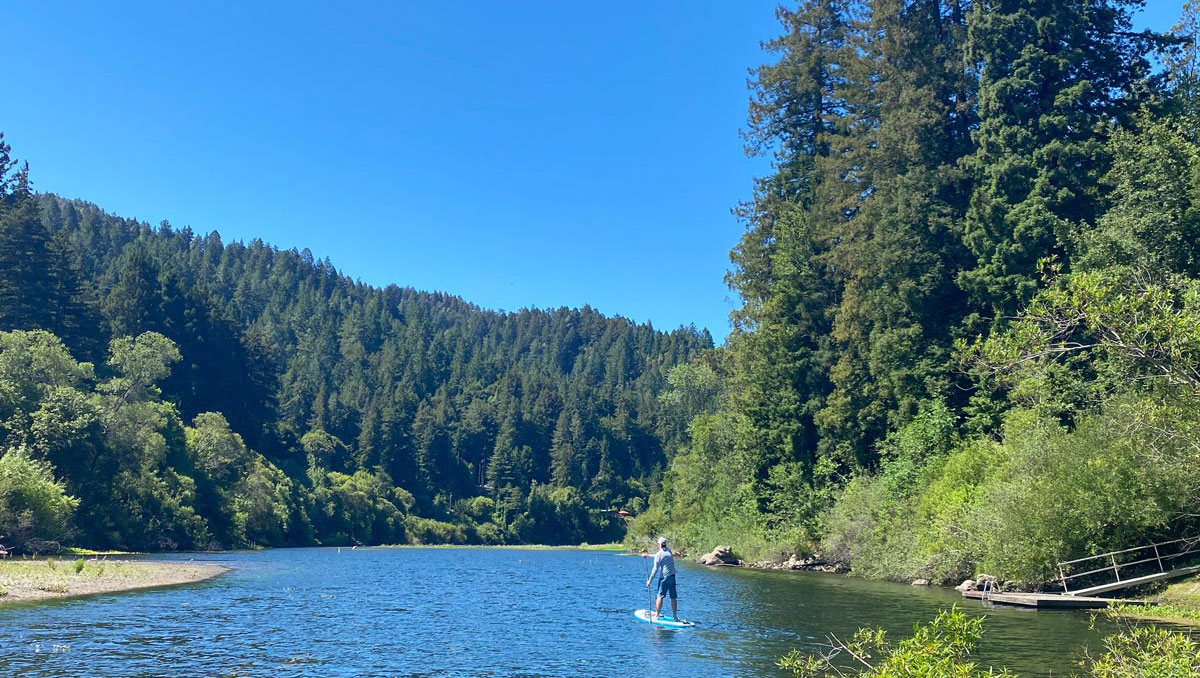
[657,574,677,600]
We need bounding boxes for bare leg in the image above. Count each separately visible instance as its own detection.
[670,597,678,620]
[655,595,663,619]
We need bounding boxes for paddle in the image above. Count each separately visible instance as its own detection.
[644,550,653,617]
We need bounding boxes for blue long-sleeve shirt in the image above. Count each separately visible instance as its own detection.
[649,547,676,580]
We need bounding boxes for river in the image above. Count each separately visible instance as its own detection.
[0,547,1122,676]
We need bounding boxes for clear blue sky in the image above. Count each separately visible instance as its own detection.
[2,2,1187,342]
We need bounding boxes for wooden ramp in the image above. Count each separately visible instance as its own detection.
[1067,564,1200,597]
[1056,539,1200,596]
[961,590,1148,609]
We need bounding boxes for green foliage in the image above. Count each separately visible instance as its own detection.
[308,469,410,546]
[1077,117,1200,275]
[960,0,1160,321]
[515,483,592,545]
[820,473,923,581]
[824,397,1200,585]
[100,332,180,409]
[657,361,721,443]
[405,516,467,545]
[0,446,78,550]
[0,145,101,361]
[0,132,710,550]
[779,607,1011,678]
[781,610,1199,678]
[968,267,1200,407]
[641,1,1200,585]
[818,402,959,580]
[1087,625,1200,678]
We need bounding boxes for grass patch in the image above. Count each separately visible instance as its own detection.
[1107,575,1200,625]
[0,558,137,599]
[0,558,225,605]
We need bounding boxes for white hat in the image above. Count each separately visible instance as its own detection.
[658,536,667,546]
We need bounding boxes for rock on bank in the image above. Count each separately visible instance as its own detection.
[694,546,847,573]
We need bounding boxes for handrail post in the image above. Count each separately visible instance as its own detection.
[1059,564,1069,594]
[1154,544,1164,573]
[1111,554,1121,582]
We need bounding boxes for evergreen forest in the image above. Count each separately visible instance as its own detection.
[0,136,711,551]
[634,0,1200,587]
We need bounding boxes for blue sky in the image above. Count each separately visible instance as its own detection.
[2,2,1188,342]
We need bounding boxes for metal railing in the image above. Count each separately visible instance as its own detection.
[1056,538,1200,594]
[981,578,997,602]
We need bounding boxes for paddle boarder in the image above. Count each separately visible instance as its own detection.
[645,536,678,620]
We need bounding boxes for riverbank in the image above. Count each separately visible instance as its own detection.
[0,558,228,605]
[376,542,625,550]
[1108,575,1200,626]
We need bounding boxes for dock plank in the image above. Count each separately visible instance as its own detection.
[961,590,1149,609]
[1066,564,1200,597]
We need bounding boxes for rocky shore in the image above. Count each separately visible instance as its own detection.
[695,545,848,574]
[691,545,1020,595]
[0,558,228,604]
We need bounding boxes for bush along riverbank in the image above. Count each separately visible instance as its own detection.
[778,608,1200,678]
[0,558,227,604]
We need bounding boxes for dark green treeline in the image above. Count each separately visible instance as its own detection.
[639,0,1200,586]
[0,134,711,551]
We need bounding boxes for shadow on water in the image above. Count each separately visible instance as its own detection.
[0,547,1126,677]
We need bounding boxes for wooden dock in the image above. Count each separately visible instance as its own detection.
[958,537,1199,609]
[961,590,1149,609]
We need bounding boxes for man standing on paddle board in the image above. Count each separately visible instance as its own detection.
[645,536,678,620]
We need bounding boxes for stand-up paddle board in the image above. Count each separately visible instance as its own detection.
[634,609,695,628]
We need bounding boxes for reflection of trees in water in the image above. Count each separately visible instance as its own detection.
[685,567,1118,677]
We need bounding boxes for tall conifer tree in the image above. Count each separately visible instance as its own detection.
[960,0,1161,323]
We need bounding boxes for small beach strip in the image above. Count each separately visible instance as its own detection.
[0,558,228,604]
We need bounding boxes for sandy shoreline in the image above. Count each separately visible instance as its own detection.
[0,559,228,605]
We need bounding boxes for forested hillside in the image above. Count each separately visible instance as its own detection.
[0,136,711,551]
[637,0,1200,587]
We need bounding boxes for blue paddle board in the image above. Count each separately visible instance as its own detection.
[634,609,695,628]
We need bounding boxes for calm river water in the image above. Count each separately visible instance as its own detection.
[0,547,1122,676]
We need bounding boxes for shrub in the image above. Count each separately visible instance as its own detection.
[824,394,1200,587]
[779,607,1012,678]
[1087,625,1200,678]
[0,446,79,551]
[820,474,924,581]
[780,611,1200,678]
[405,516,467,545]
